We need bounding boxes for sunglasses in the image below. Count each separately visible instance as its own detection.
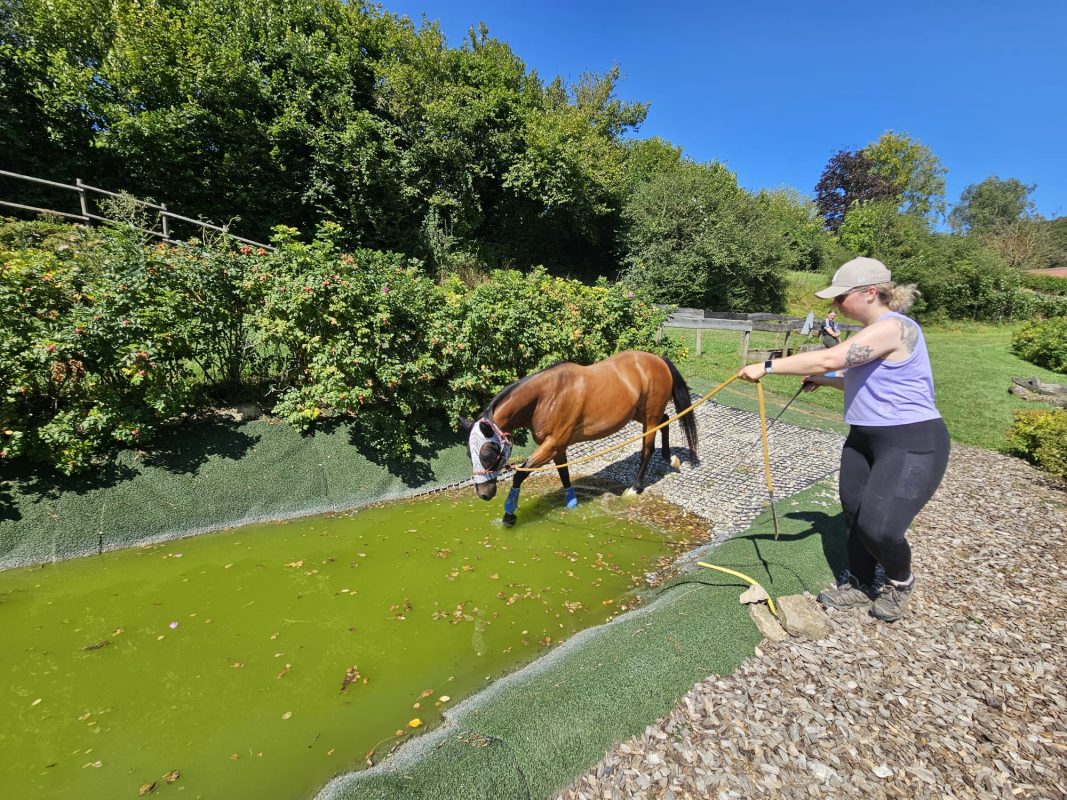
[833,286,868,304]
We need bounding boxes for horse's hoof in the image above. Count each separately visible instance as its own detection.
[502,513,517,527]
[564,488,578,509]
[623,487,640,498]
[670,455,681,469]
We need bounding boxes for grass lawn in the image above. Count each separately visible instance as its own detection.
[665,321,1064,452]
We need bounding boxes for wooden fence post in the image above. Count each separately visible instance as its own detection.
[161,203,169,239]
[75,178,88,220]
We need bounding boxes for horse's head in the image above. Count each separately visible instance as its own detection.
[462,417,512,500]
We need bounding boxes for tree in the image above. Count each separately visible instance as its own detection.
[837,199,930,263]
[949,176,1037,234]
[755,188,832,272]
[862,131,947,221]
[814,149,895,231]
[621,161,788,312]
[949,178,1051,270]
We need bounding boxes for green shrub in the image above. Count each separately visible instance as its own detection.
[249,225,453,458]
[443,268,674,420]
[1,228,215,472]
[1019,273,1067,296]
[1011,317,1067,373]
[893,236,1033,322]
[1006,408,1067,480]
[1,218,681,470]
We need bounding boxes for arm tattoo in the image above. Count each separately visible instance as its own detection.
[845,343,874,367]
[895,318,919,354]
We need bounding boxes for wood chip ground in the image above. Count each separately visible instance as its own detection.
[556,445,1067,800]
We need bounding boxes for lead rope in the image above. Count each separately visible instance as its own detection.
[756,381,781,541]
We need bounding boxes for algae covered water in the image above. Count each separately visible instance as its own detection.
[0,485,686,799]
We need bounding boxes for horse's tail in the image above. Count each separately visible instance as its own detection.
[662,356,698,456]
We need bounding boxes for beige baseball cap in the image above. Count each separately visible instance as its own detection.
[814,257,892,299]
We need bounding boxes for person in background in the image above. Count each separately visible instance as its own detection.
[820,309,840,348]
[737,257,949,622]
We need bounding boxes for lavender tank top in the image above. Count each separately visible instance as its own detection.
[843,311,941,426]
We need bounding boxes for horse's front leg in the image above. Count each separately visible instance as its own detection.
[502,469,530,527]
[502,440,560,527]
[556,449,577,509]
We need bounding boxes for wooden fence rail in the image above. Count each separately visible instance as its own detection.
[659,308,860,365]
[0,169,274,251]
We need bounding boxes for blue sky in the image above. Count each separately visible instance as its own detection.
[380,1,1066,221]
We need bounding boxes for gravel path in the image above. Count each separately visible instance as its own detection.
[556,443,1067,800]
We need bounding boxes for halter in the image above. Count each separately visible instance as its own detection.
[468,416,513,483]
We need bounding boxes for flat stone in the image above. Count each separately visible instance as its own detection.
[776,595,829,640]
[749,603,788,642]
[739,584,770,605]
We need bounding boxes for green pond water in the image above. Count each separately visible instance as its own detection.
[0,485,684,800]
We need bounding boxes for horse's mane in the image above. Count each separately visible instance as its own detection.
[483,361,571,421]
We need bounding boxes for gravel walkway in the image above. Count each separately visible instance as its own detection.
[556,443,1067,800]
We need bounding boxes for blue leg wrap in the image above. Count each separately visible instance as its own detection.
[504,487,521,515]
[564,487,578,509]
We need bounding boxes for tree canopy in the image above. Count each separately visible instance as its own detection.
[949,176,1037,234]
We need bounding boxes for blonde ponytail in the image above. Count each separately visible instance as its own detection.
[875,282,920,314]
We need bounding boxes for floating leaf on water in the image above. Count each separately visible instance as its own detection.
[168,622,178,629]
[112,627,125,636]
[284,560,304,568]
[276,664,291,679]
[407,718,422,728]
[340,666,361,693]
[230,753,239,761]
[162,770,180,783]
[419,688,434,698]
[138,781,157,796]
[281,711,292,720]
[438,695,451,703]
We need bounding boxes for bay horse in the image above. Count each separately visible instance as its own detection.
[462,351,698,527]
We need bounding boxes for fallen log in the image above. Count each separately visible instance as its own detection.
[1010,376,1067,407]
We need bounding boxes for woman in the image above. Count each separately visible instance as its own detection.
[738,257,949,622]
[820,309,840,348]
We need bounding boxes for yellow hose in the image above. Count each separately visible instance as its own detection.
[697,561,778,618]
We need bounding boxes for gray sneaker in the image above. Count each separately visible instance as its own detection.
[817,573,876,610]
[870,578,915,622]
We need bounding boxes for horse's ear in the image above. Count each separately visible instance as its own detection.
[478,420,495,438]
[458,417,474,433]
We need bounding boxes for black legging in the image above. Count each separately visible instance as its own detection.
[839,418,950,586]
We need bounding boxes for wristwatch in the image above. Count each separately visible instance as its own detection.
[764,359,774,374]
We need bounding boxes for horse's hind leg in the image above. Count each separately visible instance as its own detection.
[658,414,681,469]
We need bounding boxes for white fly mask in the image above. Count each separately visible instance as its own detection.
[468,419,512,484]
